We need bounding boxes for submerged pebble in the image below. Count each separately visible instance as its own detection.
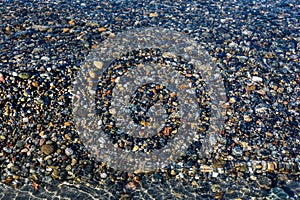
[0,0,298,199]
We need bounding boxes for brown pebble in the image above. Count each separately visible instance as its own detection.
[64,134,71,140]
[62,28,69,33]
[39,138,46,146]
[256,89,266,96]
[125,181,137,190]
[41,144,55,155]
[246,84,256,92]
[266,162,276,172]
[243,115,252,122]
[69,20,75,26]
[5,176,13,184]
[256,176,272,190]
[51,169,60,179]
[149,13,158,17]
[32,81,39,87]
[0,73,5,82]
[98,27,106,32]
[170,170,176,176]
[64,121,71,126]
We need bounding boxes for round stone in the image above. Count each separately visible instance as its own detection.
[41,144,55,155]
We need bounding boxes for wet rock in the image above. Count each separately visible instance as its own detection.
[256,176,272,190]
[41,144,55,155]
[268,187,290,200]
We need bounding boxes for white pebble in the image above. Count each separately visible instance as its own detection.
[252,76,263,82]
[100,173,107,179]
[41,56,50,61]
[242,30,252,35]
[7,162,14,169]
[46,167,53,172]
[93,61,103,69]
[65,148,74,156]
[212,172,219,177]
[23,117,29,123]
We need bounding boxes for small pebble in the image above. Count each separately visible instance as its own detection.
[252,76,263,82]
[256,176,272,190]
[100,173,107,179]
[18,73,30,80]
[41,56,50,61]
[0,73,5,82]
[93,61,103,69]
[41,144,55,155]
[65,148,74,156]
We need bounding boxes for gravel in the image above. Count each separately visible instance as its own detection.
[0,0,299,199]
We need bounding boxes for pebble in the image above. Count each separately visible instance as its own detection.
[7,163,14,169]
[229,97,236,103]
[243,115,252,122]
[41,56,50,62]
[256,176,272,190]
[252,76,263,82]
[149,13,158,17]
[100,173,107,179]
[22,117,29,123]
[18,73,30,80]
[64,122,72,127]
[98,27,106,32]
[41,144,55,155]
[0,73,4,82]
[212,172,219,178]
[268,187,289,200]
[65,148,74,156]
[93,61,103,69]
[46,167,53,172]
[0,1,298,199]
[3,147,12,154]
[125,181,137,190]
[15,141,25,148]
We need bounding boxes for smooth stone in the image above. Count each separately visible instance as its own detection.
[41,144,55,155]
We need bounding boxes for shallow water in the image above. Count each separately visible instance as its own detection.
[0,0,299,199]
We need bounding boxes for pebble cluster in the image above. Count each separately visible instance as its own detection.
[0,0,299,199]
[95,48,209,153]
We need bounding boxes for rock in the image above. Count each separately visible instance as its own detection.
[232,145,243,157]
[100,173,107,179]
[22,117,29,123]
[149,13,158,17]
[268,187,290,199]
[41,56,50,61]
[41,144,55,155]
[0,73,4,82]
[98,27,106,32]
[256,176,272,190]
[229,97,236,103]
[93,61,103,69]
[65,148,74,156]
[64,121,72,126]
[252,76,263,82]
[243,115,252,122]
[16,140,25,148]
[246,84,256,92]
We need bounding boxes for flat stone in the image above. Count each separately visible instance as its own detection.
[41,144,55,155]
[252,76,263,82]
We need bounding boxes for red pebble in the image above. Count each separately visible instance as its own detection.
[0,73,4,82]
